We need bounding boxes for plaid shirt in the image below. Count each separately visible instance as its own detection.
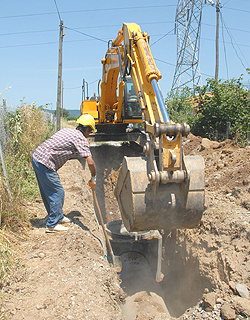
[32,128,91,171]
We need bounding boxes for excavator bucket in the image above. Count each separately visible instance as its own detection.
[114,155,205,232]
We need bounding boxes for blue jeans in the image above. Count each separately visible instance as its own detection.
[32,157,64,228]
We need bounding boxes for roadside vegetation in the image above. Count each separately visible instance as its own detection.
[166,76,250,144]
[0,104,54,285]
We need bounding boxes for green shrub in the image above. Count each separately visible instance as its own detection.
[191,77,250,142]
[165,87,195,124]
[67,116,78,121]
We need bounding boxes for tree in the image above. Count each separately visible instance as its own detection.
[53,109,70,119]
[62,109,70,119]
[165,87,195,124]
[191,77,250,142]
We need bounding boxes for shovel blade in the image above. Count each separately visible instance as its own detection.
[108,253,122,272]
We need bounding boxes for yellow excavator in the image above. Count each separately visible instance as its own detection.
[81,23,205,232]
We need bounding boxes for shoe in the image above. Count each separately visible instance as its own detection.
[59,216,71,224]
[46,224,68,233]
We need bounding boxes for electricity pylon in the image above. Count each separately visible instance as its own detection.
[171,0,203,95]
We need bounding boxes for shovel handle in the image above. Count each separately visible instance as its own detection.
[92,189,113,254]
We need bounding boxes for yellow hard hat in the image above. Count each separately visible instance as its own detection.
[76,114,96,132]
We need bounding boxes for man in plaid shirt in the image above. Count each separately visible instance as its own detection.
[32,114,96,233]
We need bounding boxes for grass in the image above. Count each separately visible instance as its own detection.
[0,228,22,285]
[0,104,54,285]
[63,118,77,129]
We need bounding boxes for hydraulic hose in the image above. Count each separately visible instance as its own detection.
[151,78,170,123]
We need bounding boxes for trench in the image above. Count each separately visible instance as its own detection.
[90,142,212,319]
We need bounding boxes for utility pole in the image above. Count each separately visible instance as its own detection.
[206,0,222,80]
[82,79,89,101]
[215,0,220,80]
[61,80,64,128]
[56,20,64,131]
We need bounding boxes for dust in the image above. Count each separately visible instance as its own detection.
[1,136,250,319]
[95,136,250,319]
[91,142,143,223]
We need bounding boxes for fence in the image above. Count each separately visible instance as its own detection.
[0,99,9,153]
[0,99,12,202]
[41,109,57,126]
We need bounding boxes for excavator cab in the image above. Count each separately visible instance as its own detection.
[123,77,142,119]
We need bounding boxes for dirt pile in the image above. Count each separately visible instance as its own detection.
[161,134,250,319]
[1,135,250,319]
[101,136,250,319]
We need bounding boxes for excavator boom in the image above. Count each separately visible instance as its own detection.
[81,23,205,232]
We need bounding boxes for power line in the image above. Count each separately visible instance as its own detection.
[150,28,175,46]
[1,32,250,50]
[64,79,100,90]
[64,86,81,90]
[155,56,216,80]
[223,6,250,13]
[221,11,229,79]
[0,22,173,37]
[0,29,58,36]
[203,3,250,13]
[53,0,61,21]
[1,21,249,38]
[0,41,58,48]
[65,27,107,43]
[202,22,250,34]
[220,12,249,70]
[0,5,176,19]
[154,58,176,67]
[200,37,250,48]
[89,79,100,85]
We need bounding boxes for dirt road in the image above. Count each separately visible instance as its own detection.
[1,135,250,319]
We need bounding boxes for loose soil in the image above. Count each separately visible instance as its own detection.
[1,134,250,319]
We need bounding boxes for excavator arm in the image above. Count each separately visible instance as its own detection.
[116,24,189,174]
[82,23,205,232]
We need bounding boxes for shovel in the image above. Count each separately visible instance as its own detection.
[92,189,122,271]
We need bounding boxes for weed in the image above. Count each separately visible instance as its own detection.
[0,230,16,286]
[0,104,54,284]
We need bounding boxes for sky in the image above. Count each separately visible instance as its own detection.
[0,0,249,111]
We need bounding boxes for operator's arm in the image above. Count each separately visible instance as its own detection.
[86,155,96,177]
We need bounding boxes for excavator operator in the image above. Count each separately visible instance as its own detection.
[32,114,96,233]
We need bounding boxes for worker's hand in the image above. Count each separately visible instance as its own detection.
[88,176,96,189]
